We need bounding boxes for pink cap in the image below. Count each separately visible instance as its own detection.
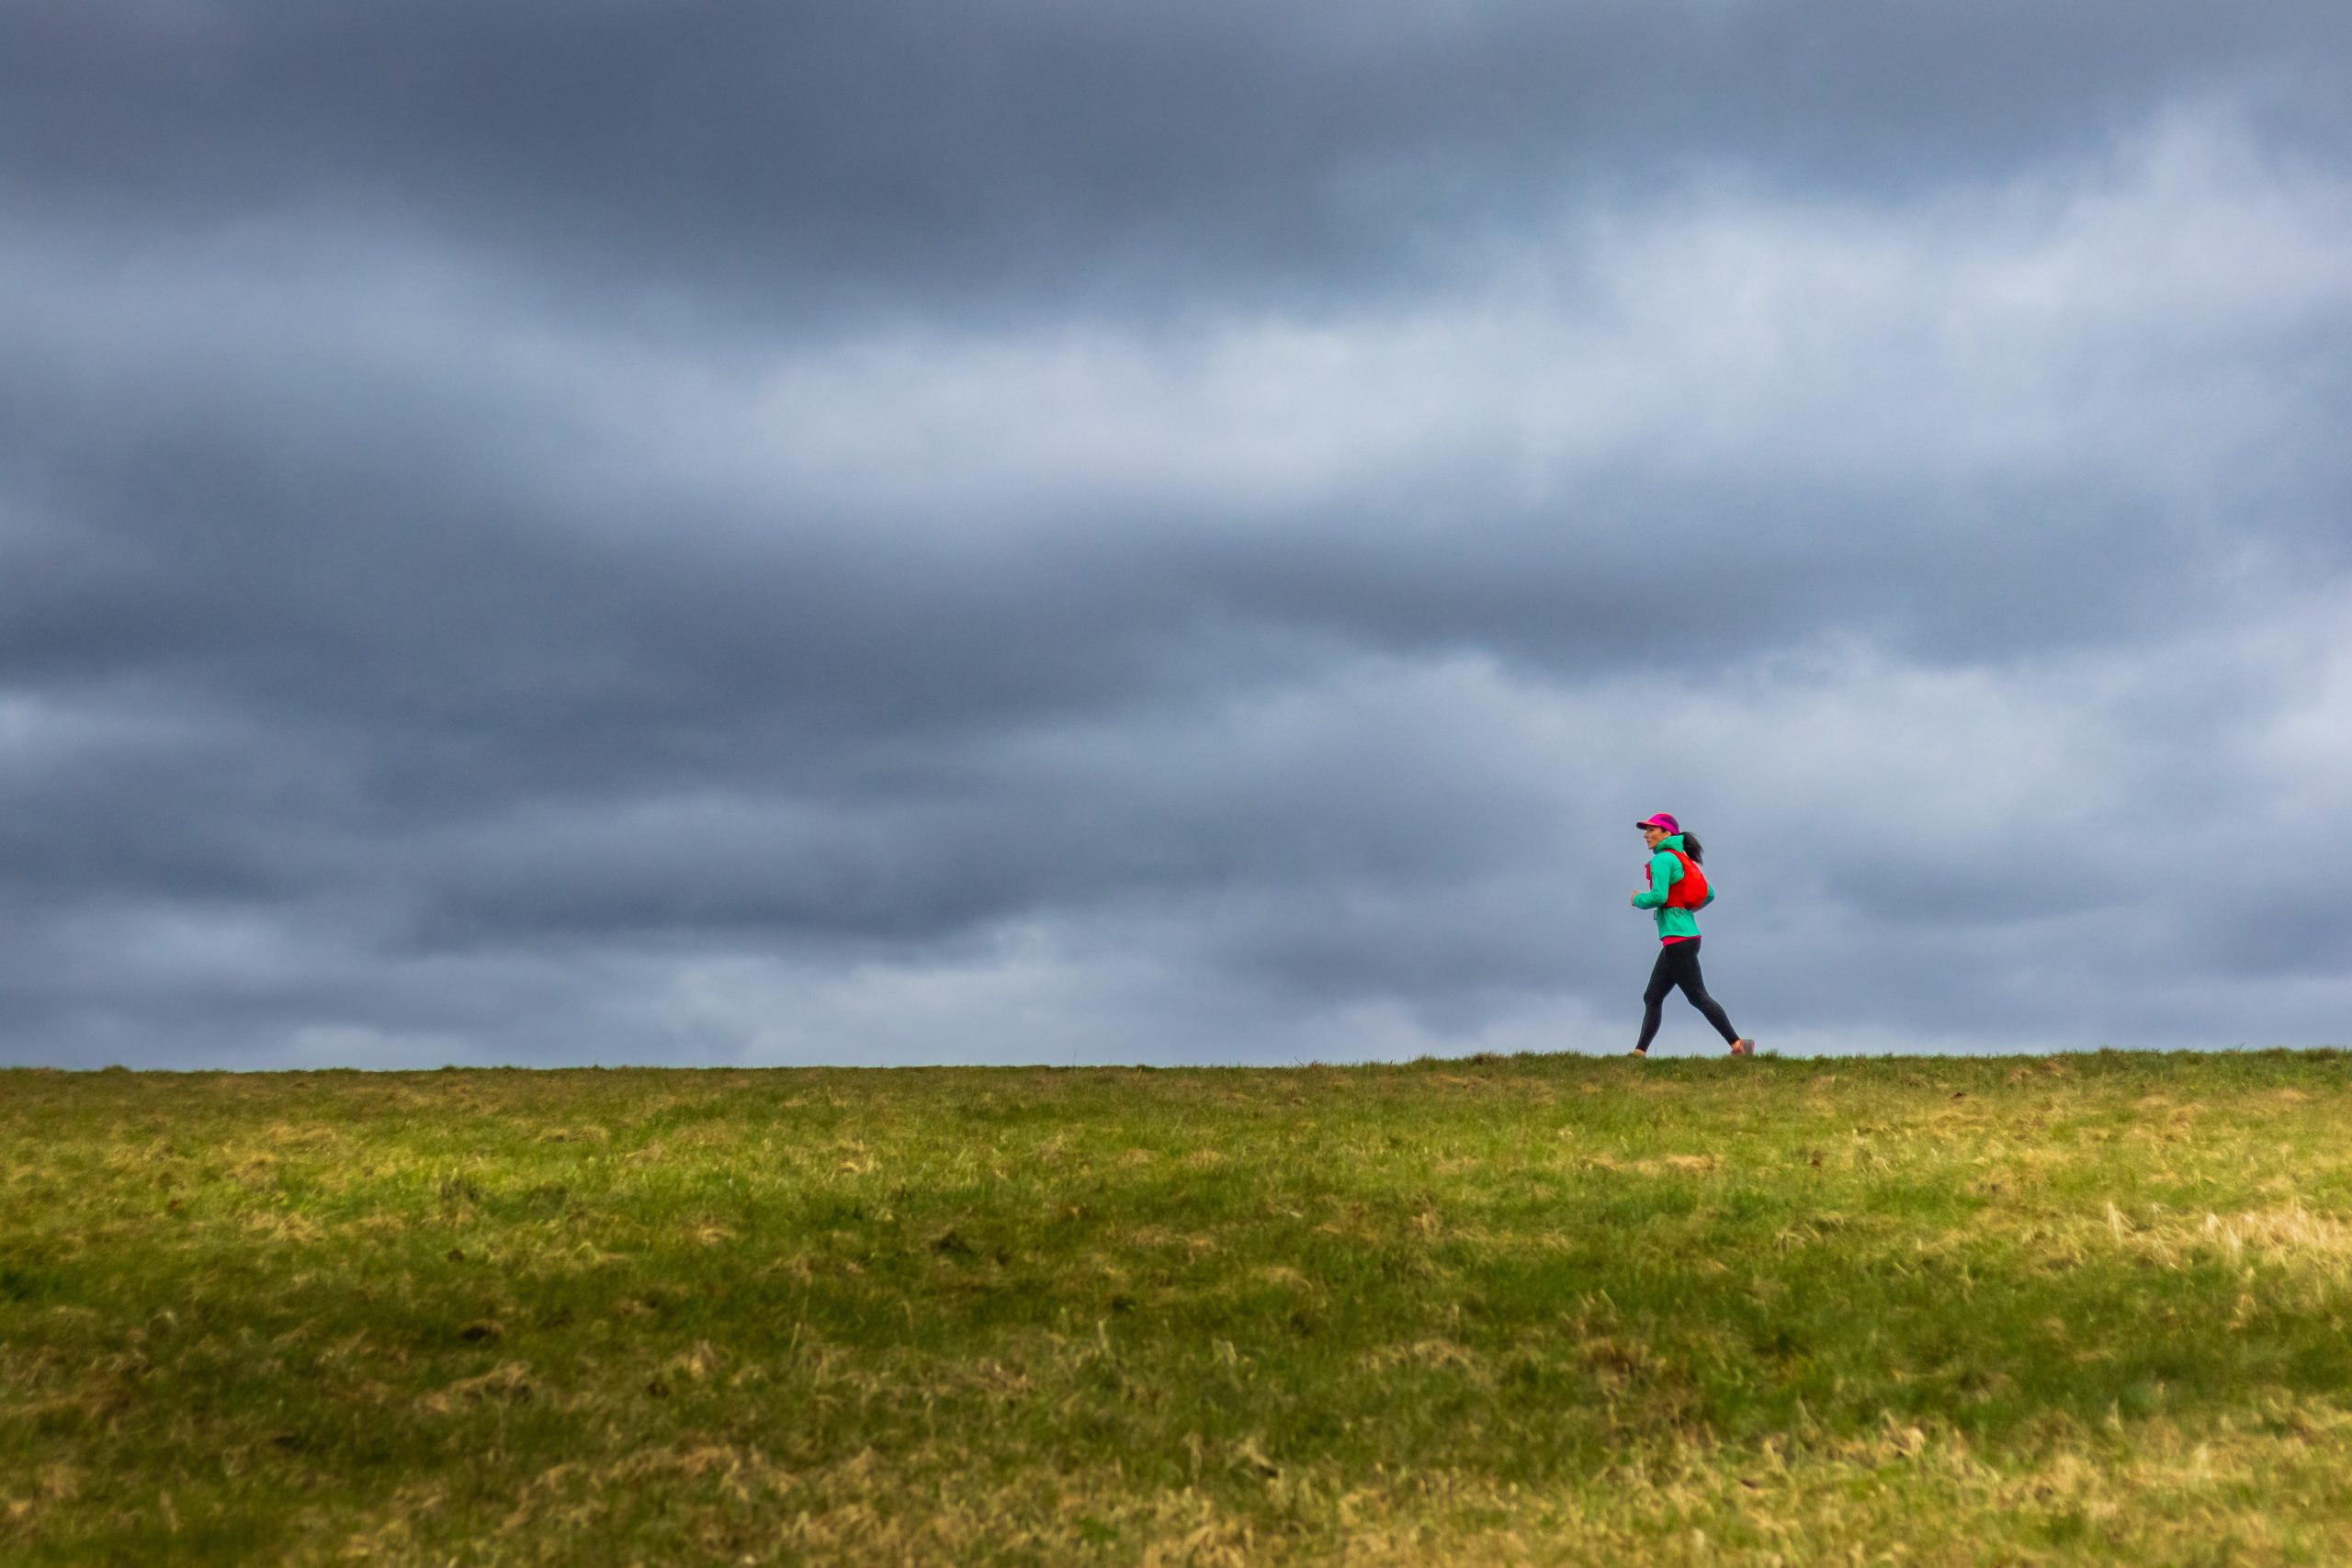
[1635,813,1679,832]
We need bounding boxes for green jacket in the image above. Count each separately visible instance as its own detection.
[1632,834,1713,940]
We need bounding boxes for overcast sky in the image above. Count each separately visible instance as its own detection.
[3,1,2348,1068]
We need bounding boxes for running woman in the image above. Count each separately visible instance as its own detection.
[1628,813,1756,1057]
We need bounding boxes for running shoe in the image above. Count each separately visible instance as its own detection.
[1729,1038,1756,1056]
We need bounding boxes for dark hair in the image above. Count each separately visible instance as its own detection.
[1678,831,1704,865]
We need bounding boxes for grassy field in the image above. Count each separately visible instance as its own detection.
[6,1050,2352,1564]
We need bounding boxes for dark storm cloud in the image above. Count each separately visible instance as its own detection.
[6,0,2349,317]
[1,1,2349,1066]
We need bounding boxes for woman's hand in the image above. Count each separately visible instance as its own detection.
[1632,889,1646,907]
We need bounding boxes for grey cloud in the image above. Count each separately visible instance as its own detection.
[1,3,2349,1067]
[6,1,2348,319]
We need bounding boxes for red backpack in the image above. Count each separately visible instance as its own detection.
[1658,847,1708,908]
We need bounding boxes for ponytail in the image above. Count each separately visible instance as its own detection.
[1679,831,1704,865]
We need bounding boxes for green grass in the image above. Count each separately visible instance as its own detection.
[6,1049,2352,1563]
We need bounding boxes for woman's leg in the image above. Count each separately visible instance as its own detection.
[1670,939,1742,1044]
[1633,943,1678,1053]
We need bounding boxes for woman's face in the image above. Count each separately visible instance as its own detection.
[1642,826,1668,851]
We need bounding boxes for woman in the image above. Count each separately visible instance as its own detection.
[1628,813,1755,1057]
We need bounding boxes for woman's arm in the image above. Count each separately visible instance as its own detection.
[1631,852,1676,909]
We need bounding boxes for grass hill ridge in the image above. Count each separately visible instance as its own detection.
[6,1050,2351,1563]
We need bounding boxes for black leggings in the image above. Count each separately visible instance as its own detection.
[1636,937,1740,1051]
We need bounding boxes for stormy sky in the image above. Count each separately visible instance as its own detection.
[3,1,2349,1068]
